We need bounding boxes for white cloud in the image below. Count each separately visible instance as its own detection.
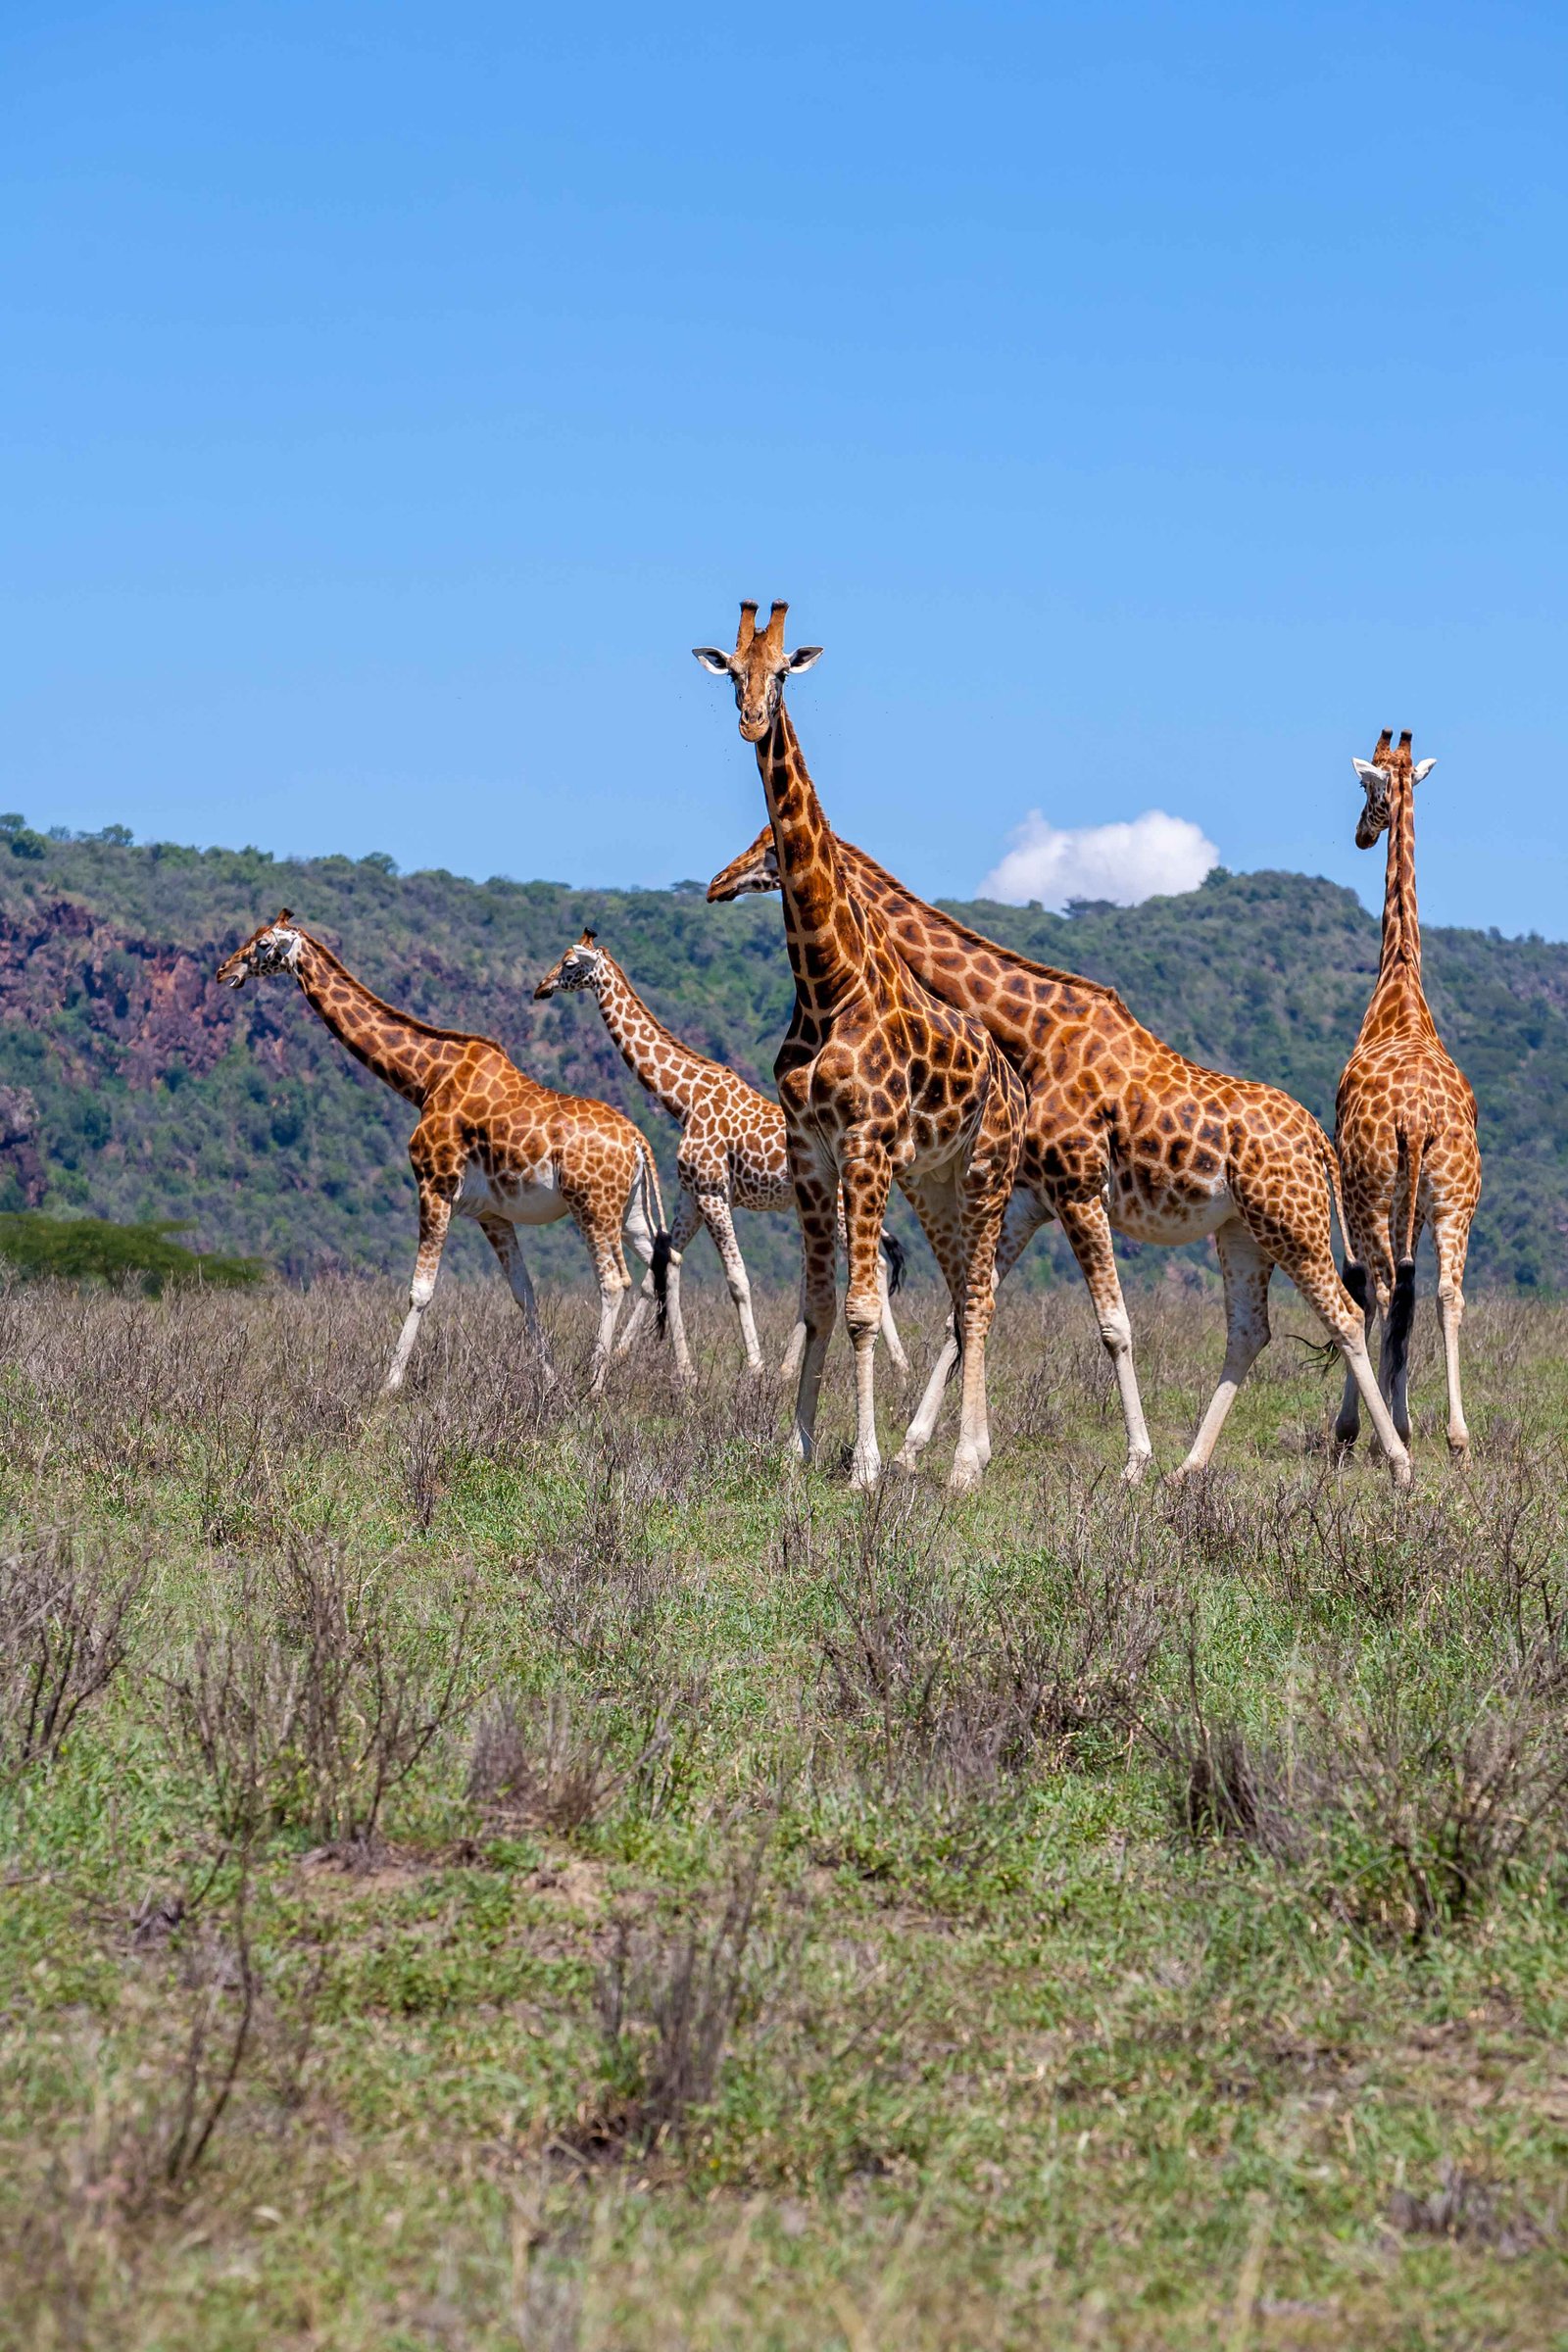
[978,808,1219,909]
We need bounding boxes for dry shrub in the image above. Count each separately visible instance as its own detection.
[812,1486,1162,1796]
[0,1531,144,1775]
[522,1445,676,1683]
[159,1543,475,1854]
[1388,2159,1548,2255]
[1151,1626,1568,1941]
[467,1690,676,1836]
[585,1838,796,2157]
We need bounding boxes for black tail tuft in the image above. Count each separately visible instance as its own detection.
[1342,1259,1370,1317]
[652,1230,672,1339]
[879,1230,906,1296]
[1384,1258,1416,1394]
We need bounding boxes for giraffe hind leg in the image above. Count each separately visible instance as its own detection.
[1334,1260,1371,1448]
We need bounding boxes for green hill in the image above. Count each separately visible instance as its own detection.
[0,822,1563,1292]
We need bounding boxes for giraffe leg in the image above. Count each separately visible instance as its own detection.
[1057,1194,1153,1483]
[478,1214,555,1389]
[1278,1239,1412,1489]
[1169,1219,1273,1479]
[383,1185,452,1396]
[789,1150,841,1467]
[1334,1260,1373,1450]
[617,1188,701,1371]
[620,1162,693,1383]
[896,1180,1036,1471]
[876,1247,909,1376]
[1433,1218,1471,1458]
[698,1188,765,1376]
[840,1143,895,1490]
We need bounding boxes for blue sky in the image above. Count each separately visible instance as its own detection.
[3,1,1565,933]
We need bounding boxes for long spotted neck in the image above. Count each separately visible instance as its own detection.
[1368,774,1430,1024]
[290,935,463,1106]
[590,955,716,1121]
[758,704,866,1017]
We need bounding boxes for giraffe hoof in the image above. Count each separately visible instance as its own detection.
[893,1445,922,1475]
[947,1458,983,1496]
[1121,1450,1154,1487]
[850,1456,883,1492]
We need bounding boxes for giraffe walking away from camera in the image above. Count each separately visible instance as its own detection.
[710,814,1412,1487]
[1335,731,1481,1459]
[217,911,681,1395]
[694,603,1024,1494]
[533,929,907,1380]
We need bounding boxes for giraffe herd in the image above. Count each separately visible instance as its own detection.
[216,602,1480,1493]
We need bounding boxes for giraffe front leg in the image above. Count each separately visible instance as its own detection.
[840,1143,895,1491]
[478,1214,555,1389]
[383,1182,453,1396]
[789,1149,841,1469]
[1056,1193,1152,1483]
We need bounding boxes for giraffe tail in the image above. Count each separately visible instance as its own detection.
[637,1143,676,1340]
[878,1229,906,1295]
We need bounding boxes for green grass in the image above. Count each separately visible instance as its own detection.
[2,1273,1567,2349]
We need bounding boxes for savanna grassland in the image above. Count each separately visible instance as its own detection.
[3,1274,1568,2350]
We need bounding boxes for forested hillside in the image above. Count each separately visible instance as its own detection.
[0,817,1563,1291]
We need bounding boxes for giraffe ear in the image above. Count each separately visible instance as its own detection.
[692,648,731,675]
[787,646,823,673]
[1411,757,1437,784]
[1352,760,1390,789]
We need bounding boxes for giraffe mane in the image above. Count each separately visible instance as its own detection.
[292,924,508,1052]
[840,838,1127,1006]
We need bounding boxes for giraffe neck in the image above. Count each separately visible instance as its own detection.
[758,705,865,1017]
[289,935,463,1105]
[834,835,1130,1057]
[590,956,717,1121]
[1369,773,1428,1017]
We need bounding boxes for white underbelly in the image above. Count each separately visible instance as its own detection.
[1109,1178,1237,1246]
[457,1161,572,1228]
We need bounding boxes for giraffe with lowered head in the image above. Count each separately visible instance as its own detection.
[694,602,1024,1493]
[710,814,1414,1486]
[1335,730,1481,1458]
[532,928,907,1380]
[217,911,679,1394]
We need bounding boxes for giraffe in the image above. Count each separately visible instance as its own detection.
[693,602,1025,1494]
[709,820,1413,1487]
[1334,730,1481,1459]
[532,929,908,1379]
[216,911,681,1395]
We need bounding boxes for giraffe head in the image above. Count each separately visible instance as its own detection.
[532,928,607,1002]
[1352,730,1436,849]
[707,822,779,903]
[216,909,305,989]
[692,601,821,742]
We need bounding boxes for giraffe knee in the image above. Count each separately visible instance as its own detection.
[1097,1302,1133,1356]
